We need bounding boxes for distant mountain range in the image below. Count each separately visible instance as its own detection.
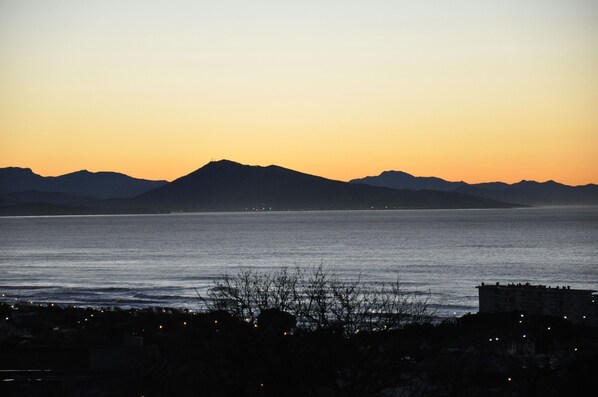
[350,171,598,206]
[135,160,510,212]
[351,171,467,192]
[2,161,595,216]
[0,161,515,215]
[0,167,167,198]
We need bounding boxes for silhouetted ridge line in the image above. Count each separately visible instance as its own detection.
[0,167,168,198]
[351,170,598,206]
[136,160,516,212]
[0,160,521,215]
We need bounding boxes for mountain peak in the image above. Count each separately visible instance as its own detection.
[0,167,167,198]
[350,170,465,192]
[380,170,414,178]
[1,166,34,174]
[543,180,559,185]
[69,170,91,175]
[201,159,247,170]
[515,179,563,187]
[209,159,241,166]
[354,171,598,206]
[138,160,513,211]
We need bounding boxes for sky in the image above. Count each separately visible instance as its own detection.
[1,0,597,184]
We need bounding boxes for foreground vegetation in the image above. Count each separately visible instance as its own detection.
[1,271,597,396]
[202,266,433,334]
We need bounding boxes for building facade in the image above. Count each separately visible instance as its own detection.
[477,282,598,327]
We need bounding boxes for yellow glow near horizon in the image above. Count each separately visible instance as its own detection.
[1,1,597,185]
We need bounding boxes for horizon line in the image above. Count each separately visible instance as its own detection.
[2,160,596,187]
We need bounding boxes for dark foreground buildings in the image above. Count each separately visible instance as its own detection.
[2,289,598,396]
[477,282,598,327]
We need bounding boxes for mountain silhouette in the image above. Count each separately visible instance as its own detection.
[0,167,167,199]
[351,171,598,206]
[350,171,467,192]
[455,180,598,206]
[136,160,515,212]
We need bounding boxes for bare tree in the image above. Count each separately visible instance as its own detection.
[204,265,434,333]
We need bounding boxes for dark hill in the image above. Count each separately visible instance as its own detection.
[456,180,598,206]
[351,170,598,206]
[0,190,98,206]
[350,170,466,192]
[0,167,167,199]
[136,160,516,211]
[0,167,44,194]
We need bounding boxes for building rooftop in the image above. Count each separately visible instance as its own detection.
[477,282,596,293]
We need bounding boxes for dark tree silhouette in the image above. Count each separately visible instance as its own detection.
[202,266,433,335]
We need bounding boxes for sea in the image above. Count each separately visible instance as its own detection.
[1,207,597,318]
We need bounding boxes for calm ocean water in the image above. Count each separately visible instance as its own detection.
[1,207,597,317]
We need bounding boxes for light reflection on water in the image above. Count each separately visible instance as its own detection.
[1,207,597,317]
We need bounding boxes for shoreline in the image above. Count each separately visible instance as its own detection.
[0,205,528,218]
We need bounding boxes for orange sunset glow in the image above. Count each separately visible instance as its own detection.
[1,1,597,185]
